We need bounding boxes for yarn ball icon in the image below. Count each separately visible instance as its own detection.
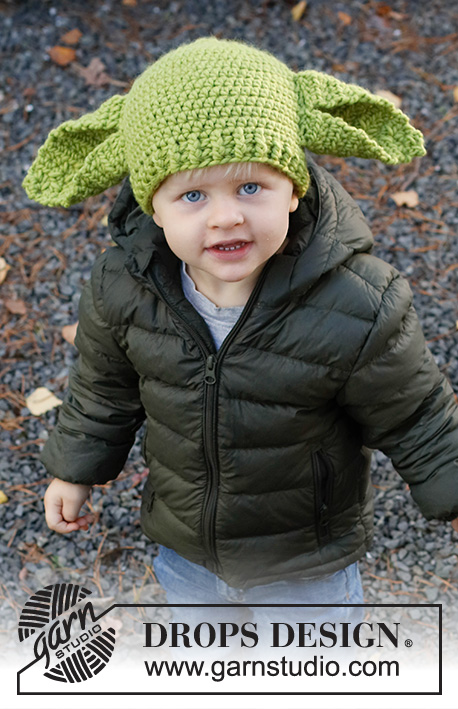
[18,583,116,683]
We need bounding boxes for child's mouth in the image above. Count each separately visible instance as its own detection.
[211,241,248,252]
[207,240,252,260]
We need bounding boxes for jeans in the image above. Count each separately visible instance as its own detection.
[153,545,365,636]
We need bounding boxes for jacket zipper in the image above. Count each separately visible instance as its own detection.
[141,258,273,574]
[312,449,334,543]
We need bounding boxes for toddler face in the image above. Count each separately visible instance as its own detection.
[152,162,299,305]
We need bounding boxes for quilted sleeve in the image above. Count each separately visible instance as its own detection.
[336,271,458,521]
[41,254,145,485]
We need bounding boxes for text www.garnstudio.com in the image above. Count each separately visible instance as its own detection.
[144,656,399,682]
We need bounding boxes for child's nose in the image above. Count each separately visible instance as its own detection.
[206,197,244,230]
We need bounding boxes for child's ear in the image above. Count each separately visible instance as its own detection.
[152,211,163,228]
[289,192,299,213]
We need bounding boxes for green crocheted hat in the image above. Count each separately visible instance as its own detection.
[23,37,426,216]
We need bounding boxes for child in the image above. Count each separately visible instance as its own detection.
[23,37,458,619]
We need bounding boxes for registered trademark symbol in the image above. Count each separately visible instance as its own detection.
[405,638,413,648]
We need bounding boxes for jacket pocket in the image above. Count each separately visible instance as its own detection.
[142,477,155,514]
[357,448,371,504]
[312,449,334,544]
[141,432,147,461]
[146,489,155,514]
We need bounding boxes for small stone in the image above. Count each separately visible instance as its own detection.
[397,570,412,584]
[424,587,439,602]
[408,608,422,620]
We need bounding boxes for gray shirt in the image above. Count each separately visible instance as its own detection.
[180,262,243,350]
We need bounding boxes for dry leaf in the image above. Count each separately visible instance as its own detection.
[60,28,83,45]
[376,4,393,16]
[26,387,62,415]
[73,58,112,87]
[122,0,137,5]
[61,322,78,345]
[0,257,11,285]
[0,99,19,116]
[48,46,77,67]
[130,468,149,487]
[19,567,28,581]
[453,87,458,103]
[18,542,47,564]
[337,11,352,26]
[5,298,27,315]
[375,89,402,108]
[391,190,420,208]
[291,1,307,22]
[101,616,123,633]
[0,490,8,504]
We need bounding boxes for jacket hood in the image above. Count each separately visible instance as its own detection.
[107,159,374,306]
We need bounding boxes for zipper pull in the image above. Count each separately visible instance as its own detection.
[319,503,329,528]
[204,354,217,385]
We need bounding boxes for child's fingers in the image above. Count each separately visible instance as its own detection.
[62,497,86,524]
[45,500,94,534]
[45,505,80,534]
[48,515,94,534]
[52,519,82,534]
[44,494,65,531]
[75,513,95,530]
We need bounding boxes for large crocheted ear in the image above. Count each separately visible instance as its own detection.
[295,71,425,163]
[23,94,128,208]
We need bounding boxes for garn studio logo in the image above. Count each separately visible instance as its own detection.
[18,583,116,683]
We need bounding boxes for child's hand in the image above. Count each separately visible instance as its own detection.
[452,518,458,533]
[44,478,94,534]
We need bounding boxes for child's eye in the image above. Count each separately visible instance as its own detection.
[240,183,261,196]
[180,184,260,202]
[181,190,204,203]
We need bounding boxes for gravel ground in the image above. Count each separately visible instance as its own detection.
[1,0,457,657]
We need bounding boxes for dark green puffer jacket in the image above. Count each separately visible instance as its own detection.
[41,162,458,588]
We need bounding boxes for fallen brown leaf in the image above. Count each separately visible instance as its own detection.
[60,28,83,45]
[390,11,407,20]
[19,567,28,581]
[18,542,48,564]
[337,11,352,26]
[291,1,307,22]
[122,0,137,5]
[62,322,78,345]
[100,616,123,634]
[5,298,27,315]
[391,190,420,208]
[453,87,458,103]
[73,58,112,87]
[26,387,62,415]
[0,99,19,116]
[375,89,402,108]
[129,469,149,488]
[0,257,11,284]
[376,4,393,16]
[48,46,76,67]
